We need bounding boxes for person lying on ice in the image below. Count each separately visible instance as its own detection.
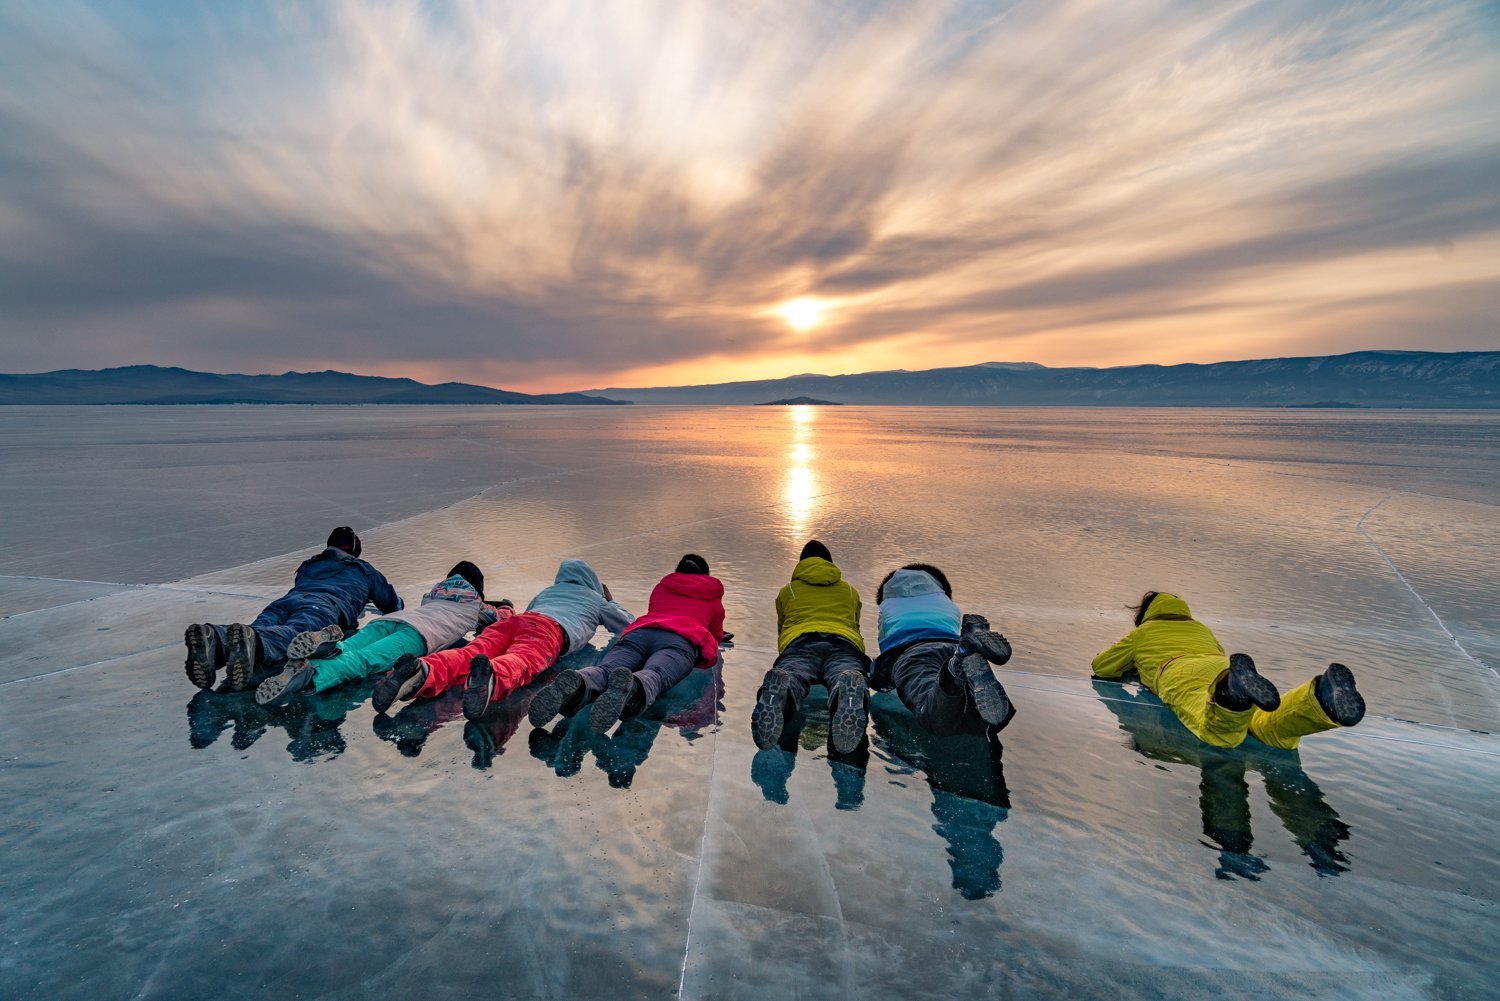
[527,553,726,733]
[751,539,871,754]
[254,560,513,705]
[1091,591,1365,750]
[872,564,1016,738]
[183,526,400,692]
[372,558,634,721]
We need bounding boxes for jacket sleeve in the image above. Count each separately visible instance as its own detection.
[709,600,726,642]
[600,599,635,634]
[774,585,789,634]
[367,567,402,615]
[1091,630,1137,678]
[850,585,863,633]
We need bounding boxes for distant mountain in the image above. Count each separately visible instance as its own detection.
[756,396,844,406]
[595,351,1500,408]
[0,365,628,406]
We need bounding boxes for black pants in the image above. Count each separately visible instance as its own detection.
[884,640,988,737]
[576,627,698,716]
[763,633,869,709]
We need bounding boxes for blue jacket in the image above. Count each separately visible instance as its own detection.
[282,547,401,630]
[527,559,634,653]
[877,568,961,654]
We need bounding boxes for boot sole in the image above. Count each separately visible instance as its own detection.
[751,671,792,751]
[286,624,343,662]
[224,623,255,691]
[184,624,216,690]
[1322,662,1366,726]
[589,667,635,734]
[528,670,583,728]
[1228,653,1281,712]
[373,655,422,715]
[462,656,495,721]
[964,630,1012,666]
[959,652,1012,726]
[255,661,312,705]
[828,673,868,755]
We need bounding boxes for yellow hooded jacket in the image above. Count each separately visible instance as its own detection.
[775,557,866,654]
[1092,592,1224,689]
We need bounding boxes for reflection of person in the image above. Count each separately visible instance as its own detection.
[752,540,871,755]
[869,694,1010,899]
[183,527,400,691]
[1094,680,1352,879]
[1091,591,1366,750]
[372,559,633,721]
[257,561,509,704]
[186,681,370,762]
[750,702,869,812]
[529,554,726,734]
[872,564,1016,738]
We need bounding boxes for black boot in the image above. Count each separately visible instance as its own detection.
[751,670,794,751]
[373,654,427,715]
[960,613,1012,666]
[590,666,642,734]
[949,649,1013,726]
[1216,653,1281,712]
[462,655,496,721]
[184,624,221,690]
[285,624,344,662]
[255,659,315,705]
[828,671,869,755]
[223,624,258,691]
[1315,663,1366,726]
[528,669,586,728]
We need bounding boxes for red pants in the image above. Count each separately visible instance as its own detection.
[417,611,565,702]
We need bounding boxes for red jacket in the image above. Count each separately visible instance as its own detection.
[624,572,726,667]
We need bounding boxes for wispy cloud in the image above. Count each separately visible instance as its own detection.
[1,0,1497,390]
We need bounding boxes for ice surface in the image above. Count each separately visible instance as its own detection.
[1,405,1497,999]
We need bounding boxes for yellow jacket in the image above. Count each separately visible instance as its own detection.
[1092,593,1225,685]
[775,557,866,654]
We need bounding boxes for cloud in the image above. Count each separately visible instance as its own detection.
[1,0,1497,390]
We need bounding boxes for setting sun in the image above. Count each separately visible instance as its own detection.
[774,297,830,333]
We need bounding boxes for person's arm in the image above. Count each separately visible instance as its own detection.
[368,567,401,614]
[600,599,634,634]
[709,600,726,643]
[1091,631,1137,679]
[775,586,789,635]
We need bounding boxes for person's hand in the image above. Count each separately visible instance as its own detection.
[720,632,735,647]
[601,583,613,602]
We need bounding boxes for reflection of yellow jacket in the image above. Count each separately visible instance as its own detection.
[775,557,865,654]
[1092,593,1224,687]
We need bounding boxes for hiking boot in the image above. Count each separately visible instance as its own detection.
[184,623,220,690]
[589,666,641,734]
[373,654,427,714]
[223,624,258,691]
[751,670,794,751]
[529,669,586,728]
[255,659,315,705]
[286,624,344,662]
[1218,653,1281,712]
[462,654,497,721]
[828,671,869,755]
[950,650,1013,726]
[960,613,1012,666]
[1316,662,1365,726]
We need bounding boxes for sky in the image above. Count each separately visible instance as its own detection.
[1,1,1497,394]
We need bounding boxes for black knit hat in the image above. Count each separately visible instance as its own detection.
[676,553,710,575]
[327,526,362,558]
[448,560,485,599]
[799,539,832,562]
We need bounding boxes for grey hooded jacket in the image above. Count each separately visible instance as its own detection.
[527,558,634,653]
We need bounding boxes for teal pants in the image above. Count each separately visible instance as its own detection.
[311,619,427,692]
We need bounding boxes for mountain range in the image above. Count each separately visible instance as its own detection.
[0,366,627,405]
[594,350,1500,407]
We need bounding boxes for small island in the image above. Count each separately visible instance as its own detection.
[756,396,844,406]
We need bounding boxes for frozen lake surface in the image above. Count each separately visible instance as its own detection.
[2,405,1497,999]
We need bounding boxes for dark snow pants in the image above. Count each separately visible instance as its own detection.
[214,590,342,669]
[763,633,870,711]
[576,627,698,716]
[887,640,989,737]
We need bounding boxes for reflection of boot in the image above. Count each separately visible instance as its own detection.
[1262,758,1352,877]
[528,720,587,777]
[829,744,868,811]
[828,672,869,755]
[751,748,795,804]
[224,624,258,691]
[186,691,230,748]
[752,670,794,750]
[1200,756,1264,880]
[932,789,1004,900]
[373,711,430,758]
[1217,653,1280,711]
[1315,663,1366,726]
[465,720,497,769]
[184,624,221,690]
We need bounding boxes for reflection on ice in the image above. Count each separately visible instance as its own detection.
[1095,680,1352,880]
[186,681,374,761]
[782,405,819,536]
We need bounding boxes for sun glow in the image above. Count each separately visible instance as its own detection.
[775,297,831,333]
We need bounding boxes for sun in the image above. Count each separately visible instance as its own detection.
[774,297,830,333]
